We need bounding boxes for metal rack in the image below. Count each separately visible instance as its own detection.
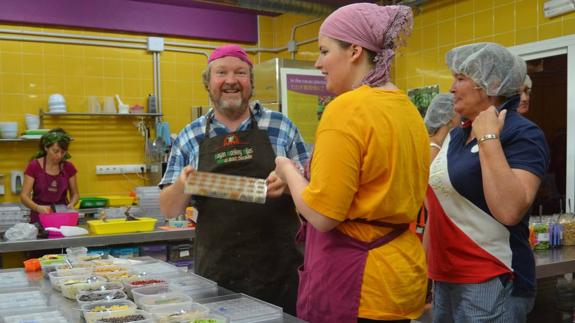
[39,109,163,128]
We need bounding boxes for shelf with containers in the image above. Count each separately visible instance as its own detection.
[38,109,163,129]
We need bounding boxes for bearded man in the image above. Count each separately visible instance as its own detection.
[159,44,310,315]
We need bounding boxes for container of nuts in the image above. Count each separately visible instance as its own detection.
[77,290,128,307]
[560,213,575,246]
[122,275,168,298]
[81,300,137,323]
[94,309,153,323]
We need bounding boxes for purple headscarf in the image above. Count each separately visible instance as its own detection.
[319,3,413,87]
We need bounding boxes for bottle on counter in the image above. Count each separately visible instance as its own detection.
[147,94,157,114]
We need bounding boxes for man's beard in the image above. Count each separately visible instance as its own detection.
[210,89,252,114]
[218,97,244,111]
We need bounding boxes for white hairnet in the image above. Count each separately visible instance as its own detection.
[424,93,455,135]
[524,74,532,89]
[446,42,526,97]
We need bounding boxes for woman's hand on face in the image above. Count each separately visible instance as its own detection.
[37,205,52,214]
[472,105,507,139]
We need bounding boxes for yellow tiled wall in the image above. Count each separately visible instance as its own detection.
[395,0,575,92]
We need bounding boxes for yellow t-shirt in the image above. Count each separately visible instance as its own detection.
[302,85,430,320]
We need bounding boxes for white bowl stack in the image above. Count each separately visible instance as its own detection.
[48,93,67,113]
[0,122,18,139]
[25,114,39,130]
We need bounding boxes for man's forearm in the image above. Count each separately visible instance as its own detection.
[160,181,191,218]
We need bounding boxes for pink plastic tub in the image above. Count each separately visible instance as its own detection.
[39,212,79,238]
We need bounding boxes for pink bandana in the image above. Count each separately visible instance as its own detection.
[319,3,413,87]
[208,44,252,67]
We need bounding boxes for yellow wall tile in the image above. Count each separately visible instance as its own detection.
[21,54,43,74]
[563,17,575,35]
[455,14,474,43]
[516,26,538,44]
[102,58,123,78]
[1,53,23,73]
[1,74,23,93]
[21,42,43,55]
[515,0,538,30]
[474,9,494,39]
[420,48,439,71]
[474,0,493,12]
[421,24,438,49]
[539,21,563,40]
[122,59,141,79]
[493,31,516,47]
[455,0,474,17]
[44,55,65,75]
[494,3,515,34]
[85,57,103,77]
[407,28,422,53]
[0,40,22,53]
[419,8,438,27]
[437,19,455,46]
[435,0,455,21]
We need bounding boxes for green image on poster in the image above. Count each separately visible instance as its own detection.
[408,85,440,117]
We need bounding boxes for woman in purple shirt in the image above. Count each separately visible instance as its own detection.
[20,128,79,223]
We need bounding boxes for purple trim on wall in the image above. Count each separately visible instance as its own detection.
[0,0,258,43]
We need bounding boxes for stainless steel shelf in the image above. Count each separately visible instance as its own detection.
[41,112,162,117]
[0,228,194,253]
[0,138,39,142]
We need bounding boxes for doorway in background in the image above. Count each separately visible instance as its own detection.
[525,55,567,215]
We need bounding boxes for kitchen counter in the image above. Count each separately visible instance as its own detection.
[21,265,305,323]
[0,228,195,253]
[2,230,574,279]
[535,246,575,278]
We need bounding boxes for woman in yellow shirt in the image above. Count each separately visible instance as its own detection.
[274,3,429,323]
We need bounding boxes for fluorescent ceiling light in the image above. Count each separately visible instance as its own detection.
[544,0,575,18]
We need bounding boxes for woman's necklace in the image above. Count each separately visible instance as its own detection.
[44,159,61,176]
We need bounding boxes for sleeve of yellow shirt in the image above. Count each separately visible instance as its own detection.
[302,128,361,222]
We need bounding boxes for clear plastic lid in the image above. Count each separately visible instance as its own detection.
[131,284,173,306]
[0,287,47,311]
[168,274,218,299]
[81,300,137,323]
[0,268,30,289]
[150,302,211,323]
[198,293,282,323]
[138,292,193,312]
[0,306,71,323]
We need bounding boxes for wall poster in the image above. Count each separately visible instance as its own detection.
[280,68,333,143]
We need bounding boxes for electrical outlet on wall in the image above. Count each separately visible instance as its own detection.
[96,164,147,175]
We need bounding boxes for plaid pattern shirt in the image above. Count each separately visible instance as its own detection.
[160,102,311,186]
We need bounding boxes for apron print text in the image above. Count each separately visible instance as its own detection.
[214,147,254,164]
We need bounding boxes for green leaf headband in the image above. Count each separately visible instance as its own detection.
[31,131,72,161]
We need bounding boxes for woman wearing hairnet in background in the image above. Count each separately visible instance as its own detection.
[425,43,549,322]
